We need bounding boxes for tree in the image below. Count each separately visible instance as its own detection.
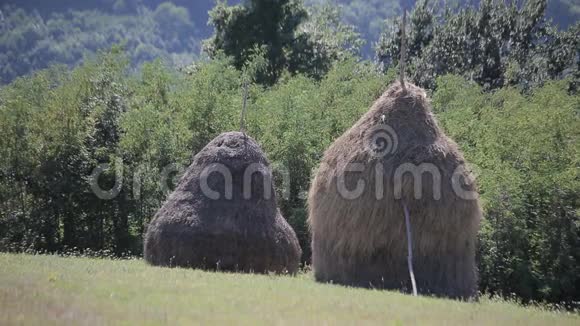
[205,0,308,84]
[306,0,401,57]
[288,2,364,79]
[206,0,365,83]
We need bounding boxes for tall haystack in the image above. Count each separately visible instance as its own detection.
[144,131,301,274]
[307,82,482,299]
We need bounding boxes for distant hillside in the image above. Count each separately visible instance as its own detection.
[0,0,241,36]
[4,0,578,33]
[0,2,203,84]
[0,0,577,83]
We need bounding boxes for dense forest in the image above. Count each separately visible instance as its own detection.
[0,0,579,308]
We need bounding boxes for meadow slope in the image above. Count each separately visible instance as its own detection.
[0,254,578,325]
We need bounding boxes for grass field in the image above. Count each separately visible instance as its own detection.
[0,254,578,325]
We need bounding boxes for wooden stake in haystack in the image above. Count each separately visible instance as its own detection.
[403,199,417,296]
[398,10,417,297]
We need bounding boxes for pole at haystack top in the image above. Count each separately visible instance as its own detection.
[399,10,407,91]
[240,79,249,135]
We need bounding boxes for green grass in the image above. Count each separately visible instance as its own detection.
[0,253,578,325]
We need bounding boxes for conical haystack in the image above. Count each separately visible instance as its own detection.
[144,131,301,274]
[308,82,482,299]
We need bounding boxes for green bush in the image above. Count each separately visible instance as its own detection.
[433,75,579,305]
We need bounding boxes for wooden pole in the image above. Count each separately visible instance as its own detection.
[399,11,407,91]
[403,200,418,296]
[240,79,249,135]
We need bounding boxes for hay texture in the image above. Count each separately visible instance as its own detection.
[144,131,301,274]
[307,82,482,299]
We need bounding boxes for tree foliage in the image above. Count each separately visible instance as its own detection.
[290,3,364,78]
[205,0,364,84]
[376,0,579,91]
[433,75,579,306]
[205,0,309,85]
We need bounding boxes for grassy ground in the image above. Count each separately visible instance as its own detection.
[0,253,578,325]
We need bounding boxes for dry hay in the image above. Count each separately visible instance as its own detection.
[307,82,482,299]
[144,131,302,274]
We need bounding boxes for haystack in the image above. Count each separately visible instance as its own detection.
[144,131,301,274]
[307,82,482,299]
